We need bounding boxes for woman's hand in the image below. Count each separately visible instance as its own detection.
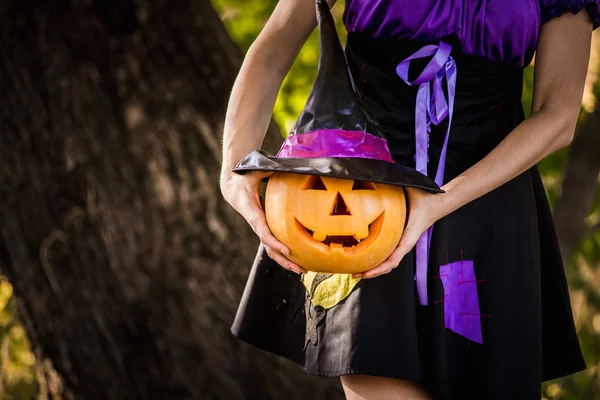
[353,188,448,279]
[220,171,307,275]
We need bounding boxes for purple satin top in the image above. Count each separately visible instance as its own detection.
[343,0,600,67]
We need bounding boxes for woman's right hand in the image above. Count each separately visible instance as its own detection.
[219,0,338,275]
[220,170,307,275]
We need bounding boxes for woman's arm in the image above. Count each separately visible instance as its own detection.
[222,0,336,173]
[221,0,336,274]
[440,11,593,215]
[360,10,594,279]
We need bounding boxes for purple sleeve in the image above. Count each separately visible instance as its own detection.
[540,0,600,29]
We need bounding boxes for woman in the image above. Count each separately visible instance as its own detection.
[220,0,598,398]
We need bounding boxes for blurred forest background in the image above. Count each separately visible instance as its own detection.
[0,0,599,399]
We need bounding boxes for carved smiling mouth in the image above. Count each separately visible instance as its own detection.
[294,212,385,254]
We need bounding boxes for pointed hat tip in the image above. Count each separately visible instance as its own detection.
[289,0,383,138]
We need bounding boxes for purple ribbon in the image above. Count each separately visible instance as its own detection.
[396,42,456,306]
[277,129,394,162]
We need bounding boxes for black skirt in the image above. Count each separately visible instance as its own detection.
[231,34,586,399]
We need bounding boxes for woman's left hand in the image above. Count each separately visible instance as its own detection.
[353,187,449,279]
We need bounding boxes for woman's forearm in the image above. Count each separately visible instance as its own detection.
[440,108,577,216]
[221,45,286,175]
[220,0,334,178]
[438,10,592,218]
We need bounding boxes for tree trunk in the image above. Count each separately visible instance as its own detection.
[0,1,342,399]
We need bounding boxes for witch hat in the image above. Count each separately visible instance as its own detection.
[232,0,441,193]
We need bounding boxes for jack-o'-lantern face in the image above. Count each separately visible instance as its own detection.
[265,173,407,274]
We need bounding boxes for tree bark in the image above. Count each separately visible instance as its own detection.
[554,100,600,266]
[0,0,342,399]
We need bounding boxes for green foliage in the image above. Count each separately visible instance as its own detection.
[0,280,38,400]
[212,0,347,134]
[521,64,534,118]
[539,57,600,399]
[572,66,600,268]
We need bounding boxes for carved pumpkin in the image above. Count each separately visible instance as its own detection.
[265,172,407,274]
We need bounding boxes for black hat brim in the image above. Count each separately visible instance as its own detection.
[232,150,443,193]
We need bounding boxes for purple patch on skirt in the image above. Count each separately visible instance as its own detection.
[439,260,483,344]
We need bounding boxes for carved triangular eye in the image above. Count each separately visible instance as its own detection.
[302,175,327,190]
[351,180,375,190]
[331,192,351,215]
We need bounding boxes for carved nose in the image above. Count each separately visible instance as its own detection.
[331,192,351,216]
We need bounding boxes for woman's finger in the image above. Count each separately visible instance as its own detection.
[230,176,305,273]
[264,245,306,274]
[246,201,290,256]
[357,222,421,279]
[360,248,404,279]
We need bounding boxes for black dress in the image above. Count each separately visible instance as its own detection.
[231,31,586,400]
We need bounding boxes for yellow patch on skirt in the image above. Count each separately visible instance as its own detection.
[302,272,362,310]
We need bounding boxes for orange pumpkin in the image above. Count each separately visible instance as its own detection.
[265,172,407,274]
